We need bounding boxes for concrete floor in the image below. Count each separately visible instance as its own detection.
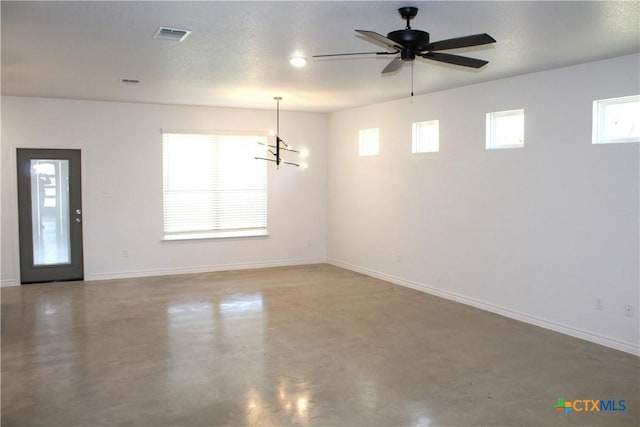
[2,264,638,426]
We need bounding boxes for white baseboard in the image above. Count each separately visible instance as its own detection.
[85,257,327,282]
[328,258,640,356]
[1,279,19,287]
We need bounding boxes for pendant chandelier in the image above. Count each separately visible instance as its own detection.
[255,97,308,169]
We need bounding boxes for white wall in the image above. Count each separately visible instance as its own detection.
[1,98,327,283]
[327,54,640,354]
[2,55,638,355]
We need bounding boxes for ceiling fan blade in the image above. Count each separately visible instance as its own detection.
[355,29,403,51]
[425,33,496,52]
[381,57,403,74]
[313,51,397,58]
[420,52,489,68]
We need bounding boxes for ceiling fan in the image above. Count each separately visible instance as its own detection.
[313,6,496,74]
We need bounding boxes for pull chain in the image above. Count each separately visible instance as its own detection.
[411,61,414,97]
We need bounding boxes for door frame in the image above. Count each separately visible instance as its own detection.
[16,148,84,284]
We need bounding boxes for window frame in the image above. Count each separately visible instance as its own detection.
[486,109,525,150]
[358,128,380,156]
[592,95,640,145]
[412,120,440,153]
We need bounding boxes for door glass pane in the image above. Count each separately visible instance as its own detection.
[30,159,71,265]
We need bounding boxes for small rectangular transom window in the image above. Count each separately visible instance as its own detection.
[486,109,524,149]
[359,128,379,156]
[592,95,639,144]
[412,120,439,153]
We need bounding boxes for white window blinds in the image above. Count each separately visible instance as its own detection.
[162,132,267,240]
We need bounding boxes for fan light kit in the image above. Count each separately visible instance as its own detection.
[313,6,496,74]
[255,97,308,169]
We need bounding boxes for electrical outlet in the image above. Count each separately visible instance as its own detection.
[594,297,604,311]
[624,305,634,318]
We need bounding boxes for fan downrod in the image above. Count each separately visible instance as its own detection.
[398,6,418,29]
[388,7,428,59]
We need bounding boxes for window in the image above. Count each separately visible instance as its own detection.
[162,132,267,240]
[486,109,524,149]
[359,128,379,156]
[592,95,639,144]
[412,120,439,153]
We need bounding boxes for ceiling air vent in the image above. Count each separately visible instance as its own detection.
[153,27,191,42]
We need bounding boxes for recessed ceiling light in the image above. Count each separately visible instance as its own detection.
[289,56,307,68]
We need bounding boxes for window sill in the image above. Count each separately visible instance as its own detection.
[486,144,524,150]
[163,230,268,242]
[593,139,639,145]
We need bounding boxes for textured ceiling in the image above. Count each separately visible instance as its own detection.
[2,1,639,112]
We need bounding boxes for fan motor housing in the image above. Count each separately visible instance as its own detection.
[387,29,430,59]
